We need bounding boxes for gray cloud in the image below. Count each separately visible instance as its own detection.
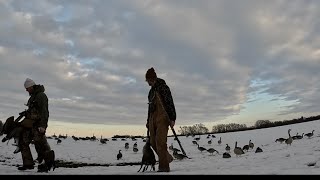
[1,0,319,129]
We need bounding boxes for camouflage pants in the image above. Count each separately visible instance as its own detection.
[148,93,173,171]
[19,127,51,166]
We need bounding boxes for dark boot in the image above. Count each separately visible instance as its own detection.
[37,163,48,173]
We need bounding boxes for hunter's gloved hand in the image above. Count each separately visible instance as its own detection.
[38,127,46,134]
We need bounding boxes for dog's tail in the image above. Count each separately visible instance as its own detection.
[137,163,144,172]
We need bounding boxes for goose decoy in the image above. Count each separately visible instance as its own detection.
[100,136,107,144]
[173,150,189,160]
[133,142,138,148]
[133,147,139,153]
[72,135,79,141]
[169,143,174,151]
[242,144,249,152]
[285,129,293,146]
[255,147,263,153]
[275,138,286,143]
[249,140,254,149]
[197,144,207,153]
[304,130,315,138]
[234,141,244,156]
[218,137,222,145]
[296,133,304,140]
[207,148,219,155]
[172,147,181,152]
[223,152,231,158]
[292,133,299,140]
[117,150,122,160]
[225,144,230,152]
[192,140,198,145]
[125,142,129,150]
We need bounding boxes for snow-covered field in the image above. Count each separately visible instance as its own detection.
[1,120,320,174]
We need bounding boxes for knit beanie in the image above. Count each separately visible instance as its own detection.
[145,67,157,80]
[24,78,36,89]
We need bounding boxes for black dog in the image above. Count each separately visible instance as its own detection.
[137,138,156,172]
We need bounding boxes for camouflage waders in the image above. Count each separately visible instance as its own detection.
[19,127,51,166]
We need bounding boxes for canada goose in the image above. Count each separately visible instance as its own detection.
[194,135,201,141]
[234,141,244,156]
[197,144,207,153]
[208,139,212,145]
[225,144,230,152]
[218,137,222,145]
[133,142,138,148]
[207,148,219,155]
[211,134,216,138]
[304,130,315,138]
[223,152,231,158]
[255,147,263,153]
[285,129,293,146]
[117,150,122,160]
[275,138,286,143]
[249,140,254,149]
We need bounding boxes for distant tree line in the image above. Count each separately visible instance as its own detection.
[178,123,209,136]
[177,114,320,135]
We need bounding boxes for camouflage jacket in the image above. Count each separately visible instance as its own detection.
[148,78,176,123]
[27,85,49,129]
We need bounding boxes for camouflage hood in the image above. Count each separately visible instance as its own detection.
[32,85,45,95]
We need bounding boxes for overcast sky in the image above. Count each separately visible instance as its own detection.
[0,0,319,137]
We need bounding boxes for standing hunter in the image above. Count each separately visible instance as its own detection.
[17,78,54,172]
[145,67,175,172]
